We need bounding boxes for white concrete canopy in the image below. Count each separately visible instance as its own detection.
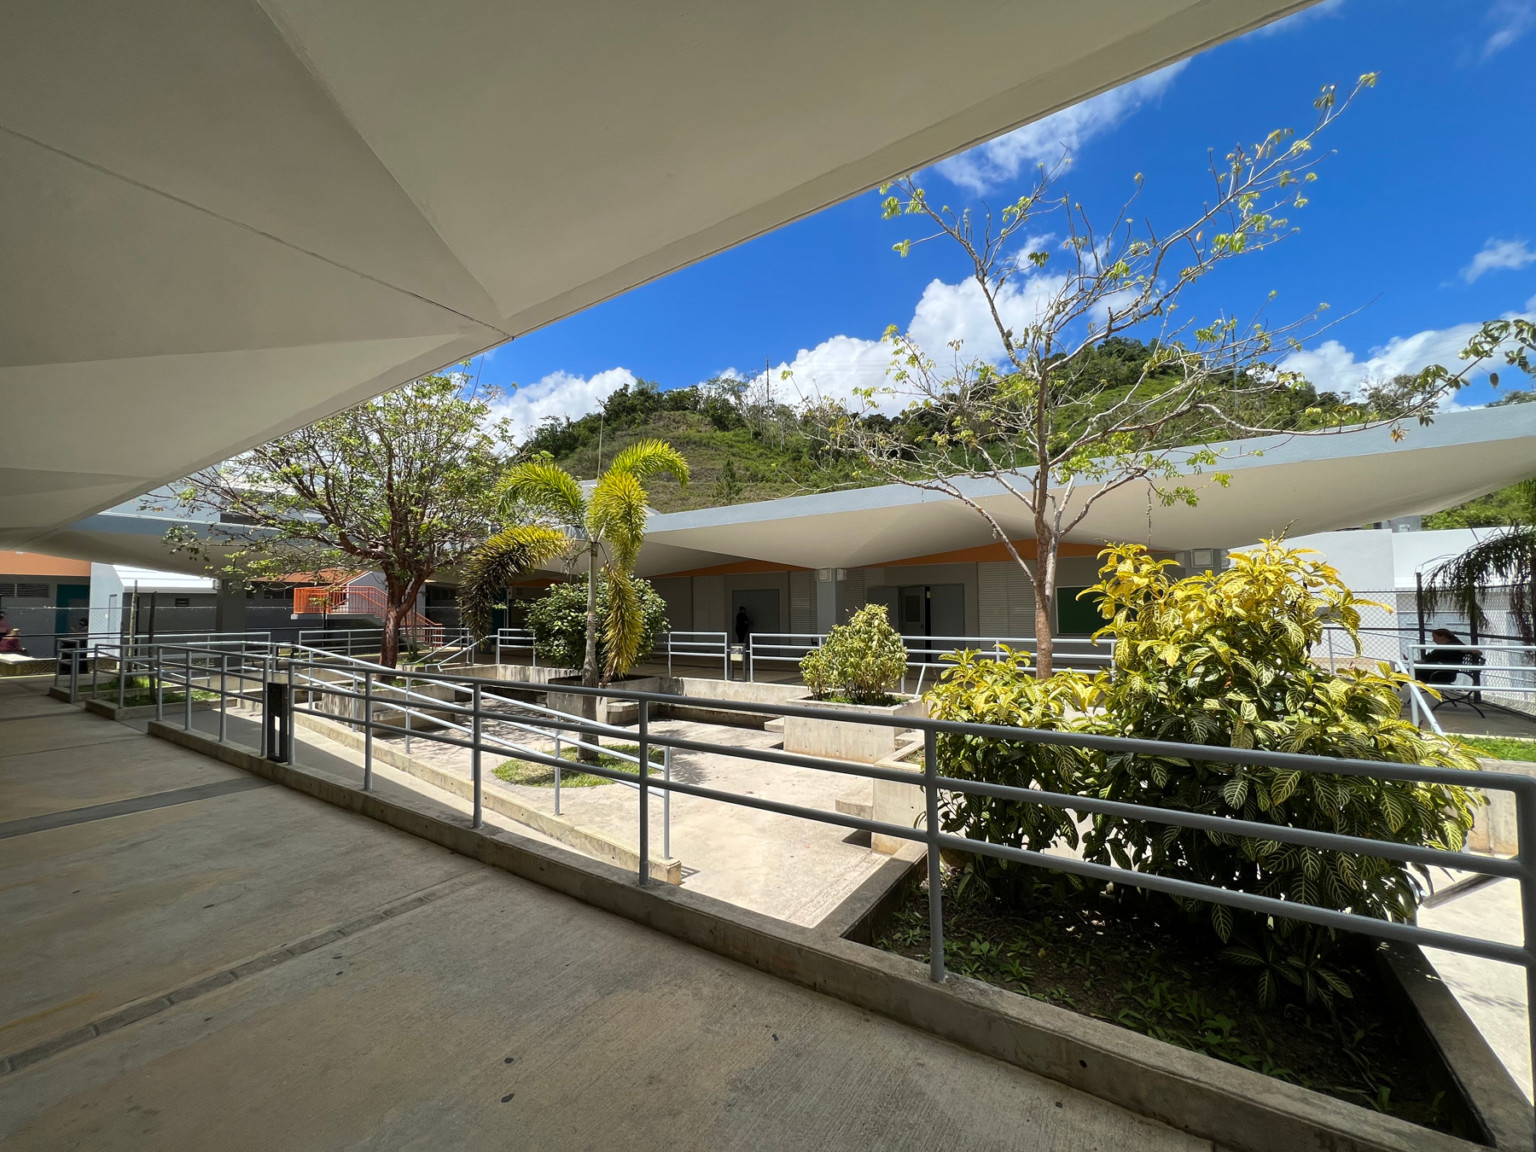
[635,405,1536,573]
[1,0,1311,547]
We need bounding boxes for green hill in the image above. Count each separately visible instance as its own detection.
[518,378,869,512]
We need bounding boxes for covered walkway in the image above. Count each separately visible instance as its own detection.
[0,677,1208,1151]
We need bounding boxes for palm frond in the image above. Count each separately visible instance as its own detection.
[588,468,651,567]
[605,439,690,488]
[1423,527,1536,640]
[497,460,586,523]
[459,525,571,637]
[601,566,646,680]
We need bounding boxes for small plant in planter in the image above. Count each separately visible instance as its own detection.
[800,603,908,705]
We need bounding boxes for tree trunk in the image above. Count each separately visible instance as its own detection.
[1032,523,1058,681]
[381,577,405,668]
[579,541,600,765]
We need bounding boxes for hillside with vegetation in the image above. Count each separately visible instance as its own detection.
[515,339,1477,514]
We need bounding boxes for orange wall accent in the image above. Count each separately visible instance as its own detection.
[879,539,1104,566]
[0,551,91,578]
[650,558,812,579]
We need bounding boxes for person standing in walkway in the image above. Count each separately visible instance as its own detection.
[734,606,752,644]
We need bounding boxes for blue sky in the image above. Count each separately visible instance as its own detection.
[474,0,1536,437]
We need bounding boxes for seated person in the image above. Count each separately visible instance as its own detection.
[0,628,27,655]
[1418,628,1476,684]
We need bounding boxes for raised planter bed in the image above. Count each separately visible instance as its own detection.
[84,697,216,722]
[782,694,927,764]
[873,870,1530,1146]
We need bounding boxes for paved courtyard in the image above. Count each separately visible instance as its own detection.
[0,676,1210,1151]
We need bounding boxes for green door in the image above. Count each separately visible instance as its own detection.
[55,583,90,637]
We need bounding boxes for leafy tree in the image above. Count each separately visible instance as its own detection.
[169,373,511,666]
[712,459,743,506]
[821,77,1503,678]
[524,578,670,670]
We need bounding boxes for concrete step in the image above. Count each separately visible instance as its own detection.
[834,794,873,822]
[764,718,785,733]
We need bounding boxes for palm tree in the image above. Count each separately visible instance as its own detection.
[463,441,689,756]
[1424,478,1536,644]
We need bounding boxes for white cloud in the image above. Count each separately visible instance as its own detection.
[485,366,636,440]
[1483,0,1536,57]
[1459,237,1536,284]
[762,334,899,414]
[1279,307,1533,399]
[935,62,1186,194]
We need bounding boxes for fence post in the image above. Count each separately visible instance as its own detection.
[285,659,296,764]
[924,726,945,983]
[363,669,374,792]
[1516,787,1536,1152]
[637,698,650,885]
[184,649,193,730]
[471,682,483,829]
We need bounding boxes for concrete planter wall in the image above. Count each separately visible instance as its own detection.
[547,674,671,726]
[1467,757,1536,856]
[782,695,927,765]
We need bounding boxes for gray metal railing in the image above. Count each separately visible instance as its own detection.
[661,631,729,678]
[746,631,1114,688]
[91,636,1536,1146]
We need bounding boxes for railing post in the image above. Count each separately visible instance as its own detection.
[404,672,412,755]
[495,632,501,666]
[119,643,128,710]
[1516,786,1536,1152]
[285,659,296,764]
[663,745,672,860]
[184,648,193,730]
[637,697,650,885]
[155,647,164,721]
[554,727,563,815]
[68,644,79,703]
[219,653,228,743]
[90,645,100,700]
[363,669,374,792]
[924,726,945,983]
[471,682,483,829]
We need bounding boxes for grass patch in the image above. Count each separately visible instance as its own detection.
[1457,735,1536,763]
[876,874,1452,1131]
[494,742,663,788]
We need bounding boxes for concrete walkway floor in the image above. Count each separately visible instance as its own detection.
[0,678,1213,1151]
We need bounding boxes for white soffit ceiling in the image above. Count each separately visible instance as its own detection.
[0,0,1313,546]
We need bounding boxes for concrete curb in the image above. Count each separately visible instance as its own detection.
[291,710,682,885]
[1379,941,1532,1149]
[83,698,216,722]
[147,720,1492,1152]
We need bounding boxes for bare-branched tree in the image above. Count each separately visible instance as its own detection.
[819,76,1510,676]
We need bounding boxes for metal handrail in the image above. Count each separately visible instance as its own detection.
[125,637,1536,1147]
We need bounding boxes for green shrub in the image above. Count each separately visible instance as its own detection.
[525,578,669,673]
[801,603,908,704]
[926,540,1481,1005]
[925,647,1099,901]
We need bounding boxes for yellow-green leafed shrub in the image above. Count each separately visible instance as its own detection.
[1083,541,1480,1004]
[801,603,909,705]
[926,647,1100,900]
